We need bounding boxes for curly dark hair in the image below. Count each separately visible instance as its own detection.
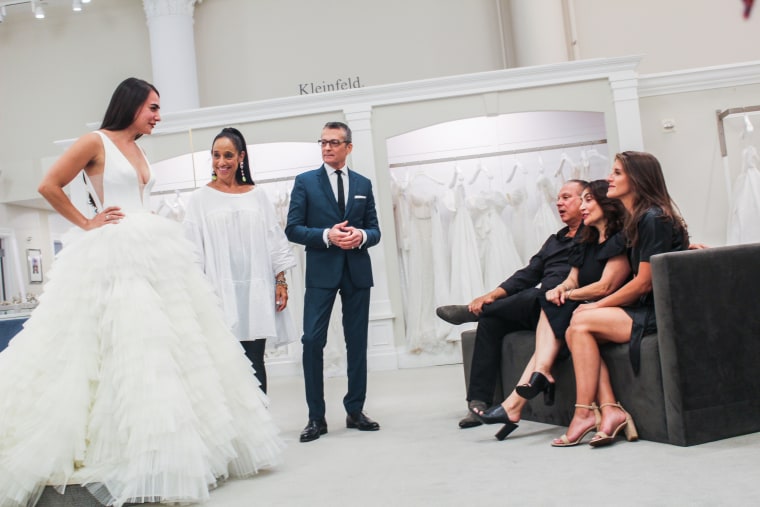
[578,179,626,244]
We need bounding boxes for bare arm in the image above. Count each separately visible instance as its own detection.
[565,255,631,303]
[38,132,122,230]
[576,261,653,312]
[545,267,580,306]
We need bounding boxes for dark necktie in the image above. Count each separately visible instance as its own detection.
[336,169,345,216]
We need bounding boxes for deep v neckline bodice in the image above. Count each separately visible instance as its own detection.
[99,131,151,186]
[83,131,155,213]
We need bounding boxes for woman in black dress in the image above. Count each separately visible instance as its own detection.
[471,180,630,440]
[555,151,689,448]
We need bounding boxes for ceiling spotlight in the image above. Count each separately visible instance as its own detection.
[34,3,45,19]
[82,0,91,3]
[73,0,83,11]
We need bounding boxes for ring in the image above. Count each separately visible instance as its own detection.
[106,214,110,220]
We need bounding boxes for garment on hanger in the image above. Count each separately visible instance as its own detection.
[443,177,484,342]
[508,186,540,263]
[468,190,523,290]
[533,172,562,248]
[403,190,448,352]
[727,146,760,244]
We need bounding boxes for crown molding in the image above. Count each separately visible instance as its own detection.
[638,60,760,97]
[143,55,642,135]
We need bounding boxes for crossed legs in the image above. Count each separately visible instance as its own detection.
[474,310,563,425]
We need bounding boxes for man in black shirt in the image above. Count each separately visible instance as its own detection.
[437,180,586,428]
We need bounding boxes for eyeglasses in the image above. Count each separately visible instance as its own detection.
[317,139,349,147]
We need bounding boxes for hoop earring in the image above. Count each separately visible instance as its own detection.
[240,162,247,183]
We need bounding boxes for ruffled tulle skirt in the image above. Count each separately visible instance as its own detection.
[0,212,283,507]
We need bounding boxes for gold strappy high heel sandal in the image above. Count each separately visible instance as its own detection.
[551,403,600,447]
[589,402,639,447]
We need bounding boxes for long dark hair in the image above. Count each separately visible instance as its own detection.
[615,151,687,247]
[212,127,254,186]
[100,78,159,139]
[579,179,626,244]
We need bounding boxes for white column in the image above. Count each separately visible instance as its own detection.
[508,0,568,67]
[343,105,398,371]
[142,0,200,112]
[610,71,644,151]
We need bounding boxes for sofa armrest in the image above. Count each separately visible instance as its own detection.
[651,243,760,445]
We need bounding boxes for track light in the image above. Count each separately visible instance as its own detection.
[72,0,82,11]
[30,0,45,19]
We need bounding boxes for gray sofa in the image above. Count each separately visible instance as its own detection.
[461,243,760,446]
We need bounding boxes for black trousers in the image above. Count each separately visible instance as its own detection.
[467,288,542,404]
[241,339,267,394]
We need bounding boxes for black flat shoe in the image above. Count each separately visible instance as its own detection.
[435,305,478,325]
[515,371,556,406]
[300,418,328,443]
[469,405,519,441]
[346,412,380,431]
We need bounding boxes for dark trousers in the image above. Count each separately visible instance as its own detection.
[302,267,371,420]
[241,339,267,394]
[467,288,542,404]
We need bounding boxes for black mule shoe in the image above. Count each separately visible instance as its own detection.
[515,372,556,406]
[469,405,519,441]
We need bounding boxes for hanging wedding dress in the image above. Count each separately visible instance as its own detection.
[533,171,562,244]
[403,186,451,352]
[727,146,760,244]
[443,174,484,341]
[507,186,539,263]
[468,190,523,290]
[0,132,283,507]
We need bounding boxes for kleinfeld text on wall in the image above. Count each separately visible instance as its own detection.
[299,77,362,95]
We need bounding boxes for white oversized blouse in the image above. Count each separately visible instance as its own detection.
[183,185,297,347]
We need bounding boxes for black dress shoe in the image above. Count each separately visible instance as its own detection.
[346,412,380,431]
[459,400,486,429]
[515,371,556,406]
[470,405,519,441]
[435,305,478,325]
[300,418,328,443]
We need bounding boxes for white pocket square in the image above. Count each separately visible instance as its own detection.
[354,195,367,199]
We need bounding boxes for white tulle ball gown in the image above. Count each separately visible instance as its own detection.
[0,132,284,507]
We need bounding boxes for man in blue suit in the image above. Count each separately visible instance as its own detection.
[285,121,382,443]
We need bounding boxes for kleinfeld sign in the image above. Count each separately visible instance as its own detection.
[299,77,362,95]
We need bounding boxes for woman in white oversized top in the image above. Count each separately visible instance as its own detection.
[184,127,297,393]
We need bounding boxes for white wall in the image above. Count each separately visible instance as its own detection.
[193,0,507,105]
[639,77,760,246]
[570,0,760,73]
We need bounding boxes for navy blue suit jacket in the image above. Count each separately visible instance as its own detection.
[285,165,381,289]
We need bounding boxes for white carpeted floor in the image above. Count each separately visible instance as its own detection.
[159,364,760,507]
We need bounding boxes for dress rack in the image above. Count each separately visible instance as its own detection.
[716,105,760,157]
[715,104,760,198]
[388,138,607,169]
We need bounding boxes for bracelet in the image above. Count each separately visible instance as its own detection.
[566,289,573,299]
[275,279,288,288]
